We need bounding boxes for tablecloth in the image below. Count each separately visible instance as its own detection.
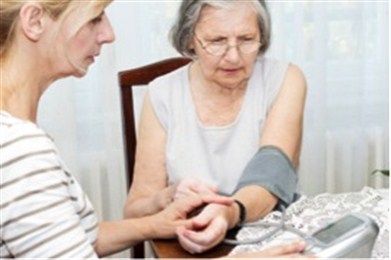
[229,187,389,258]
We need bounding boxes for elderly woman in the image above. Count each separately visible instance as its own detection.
[0,0,236,258]
[124,0,307,254]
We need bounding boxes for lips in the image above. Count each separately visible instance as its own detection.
[221,68,240,74]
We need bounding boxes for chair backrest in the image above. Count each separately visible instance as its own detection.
[117,57,191,258]
[118,57,191,189]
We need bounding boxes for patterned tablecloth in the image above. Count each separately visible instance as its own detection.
[229,187,389,258]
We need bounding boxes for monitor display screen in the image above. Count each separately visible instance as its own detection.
[313,215,364,244]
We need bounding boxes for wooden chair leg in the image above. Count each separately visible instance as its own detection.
[132,242,145,258]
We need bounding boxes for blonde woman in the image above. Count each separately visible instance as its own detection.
[0,1,232,258]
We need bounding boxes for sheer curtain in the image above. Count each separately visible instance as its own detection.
[265,1,389,195]
[37,0,388,242]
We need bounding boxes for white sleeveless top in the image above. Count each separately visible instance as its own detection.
[149,57,288,195]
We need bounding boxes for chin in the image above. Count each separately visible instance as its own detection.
[221,78,248,89]
[72,70,87,78]
[73,65,89,78]
[220,78,242,86]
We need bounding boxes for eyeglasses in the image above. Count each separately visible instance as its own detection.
[194,34,261,56]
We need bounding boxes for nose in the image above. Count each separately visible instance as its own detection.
[97,14,115,44]
[223,43,240,63]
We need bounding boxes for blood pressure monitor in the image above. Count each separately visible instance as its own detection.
[304,213,379,258]
[224,212,379,258]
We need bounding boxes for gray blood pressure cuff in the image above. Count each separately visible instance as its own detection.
[235,146,298,208]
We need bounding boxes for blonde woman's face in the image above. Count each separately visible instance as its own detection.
[55,7,115,77]
[191,4,260,89]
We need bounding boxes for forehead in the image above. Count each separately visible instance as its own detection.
[60,2,102,34]
[195,3,259,35]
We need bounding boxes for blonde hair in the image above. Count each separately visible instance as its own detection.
[0,0,112,59]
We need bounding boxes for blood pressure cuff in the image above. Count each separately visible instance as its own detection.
[235,146,298,208]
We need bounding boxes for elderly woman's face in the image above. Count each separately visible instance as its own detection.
[191,3,260,88]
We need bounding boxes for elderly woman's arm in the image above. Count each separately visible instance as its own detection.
[239,63,307,220]
[124,93,223,218]
[123,93,174,218]
[259,64,306,168]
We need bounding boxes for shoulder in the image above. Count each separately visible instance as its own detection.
[1,112,60,178]
[286,63,306,81]
[284,63,307,93]
[149,63,190,90]
[257,57,307,92]
[270,63,307,108]
[1,112,54,151]
[255,57,289,73]
[252,57,291,86]
[147,63,190,110]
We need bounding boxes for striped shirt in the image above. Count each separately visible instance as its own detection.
[0,111,99,258]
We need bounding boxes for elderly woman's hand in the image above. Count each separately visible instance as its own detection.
[176,203,231,254]
[174,177,219,200]
[152,194,233,239]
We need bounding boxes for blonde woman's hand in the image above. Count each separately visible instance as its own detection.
[225,241,316,258]
[174,177,219,201]
[152,193,233,239]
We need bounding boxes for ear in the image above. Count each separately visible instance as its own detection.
[19,3,46,42]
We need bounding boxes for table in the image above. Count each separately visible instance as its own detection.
[150,239,233,258]
[149,210,241,258]
[150,227,240,258]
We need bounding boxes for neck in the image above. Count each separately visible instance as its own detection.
[1,57,54,122]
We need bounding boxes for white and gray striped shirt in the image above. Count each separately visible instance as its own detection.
[0,111,99,258]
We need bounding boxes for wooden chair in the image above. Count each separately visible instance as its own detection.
[118,57,192,258]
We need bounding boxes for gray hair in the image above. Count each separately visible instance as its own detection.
[170,0,271,58]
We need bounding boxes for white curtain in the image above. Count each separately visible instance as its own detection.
[37,0,388,241]
[265,1,389,195]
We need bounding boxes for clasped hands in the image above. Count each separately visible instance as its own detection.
[153,177,232,253]
[169,178,232,254]
[156,177,310,258]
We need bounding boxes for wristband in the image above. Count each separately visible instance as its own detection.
[234,199,246,227]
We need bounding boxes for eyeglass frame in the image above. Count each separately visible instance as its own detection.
[193,33,262,56]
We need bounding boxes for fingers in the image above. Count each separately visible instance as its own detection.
[174,194,233,217]
[177,226,206,254]
[190,203,220,227]
[175,178,219,200]
[172,194,211,218]
[192,181,218,194]
[183,217,227,245]
[266,240,307,255]
[199,193,234,206]
[176,224,225,254]
[228,241,309,258]
[177,212,228,254]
